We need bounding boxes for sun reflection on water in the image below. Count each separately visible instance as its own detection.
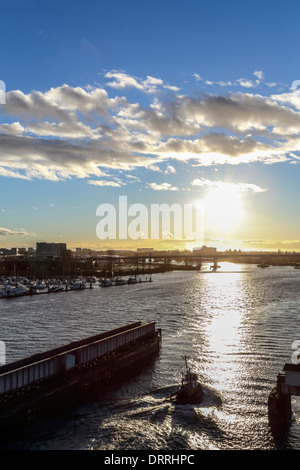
[192,267,251,392]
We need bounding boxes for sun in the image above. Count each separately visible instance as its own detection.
[202,187,244,235]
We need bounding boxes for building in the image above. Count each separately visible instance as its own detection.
[137,248,154,252]
[193,246,217,256]
[36,242,67,257]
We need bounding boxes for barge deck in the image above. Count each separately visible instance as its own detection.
[0,322,161,431]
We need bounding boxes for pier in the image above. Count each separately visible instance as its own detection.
[0,322,161,431]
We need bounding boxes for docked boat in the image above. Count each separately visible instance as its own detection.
[116,278,126,286]
[49,284,65,293]
[86,276,98,283]
[127,277,137,284]
[28,280,48,294]
[99,278,112,287]
[165,356,203,405]
[1,284,29,298]
[69,280,86,290]
[0,284,7,297]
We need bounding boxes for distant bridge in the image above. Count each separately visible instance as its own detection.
[94,252,300,271]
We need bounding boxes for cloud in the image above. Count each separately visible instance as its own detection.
[1,72,300,182]
[165,165,176,174]
[203,71,266,90]
[148,165,162,172]
[146,182,179,191]
[191,178,267,193]
[87,179,124,187]
[105,71,179,94]
[193,74,202,81]
[0,122,24,135]
[254,70,264,80]
[0,227,31,236]
[105,71,145,91]
[236,78,256,88]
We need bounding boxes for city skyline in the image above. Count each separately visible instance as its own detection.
[1,1,300,252]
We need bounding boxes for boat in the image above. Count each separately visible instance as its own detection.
[28,280,48,294]
[99,278,112,287]
[127,277,137,284]
[69,280,86,290]
[116,278,126,286]
[1,284,29,298]
[49,284,65,293]
[0,284,8,297]
[165,356,203,405]
[86,276,98,283]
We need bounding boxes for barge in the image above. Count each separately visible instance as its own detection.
[0,321,161,432]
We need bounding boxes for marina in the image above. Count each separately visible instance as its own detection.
[0,275,153,298]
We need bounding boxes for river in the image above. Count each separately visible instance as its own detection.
[1,263,300,450]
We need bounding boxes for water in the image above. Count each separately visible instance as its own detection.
[1,263,300,450]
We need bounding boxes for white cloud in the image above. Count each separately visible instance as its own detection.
[0,227,31,236]
[0,73,300,182]
[146,182,179,191]
[191,178,267,193]
[193,73,202,81]
[254,70,264,80]
[165,165,176,174]
[148,165,162,172]
[0,122,24,135]
[87,179,124,187]
[105,71,145,91]
[237,78,255,88]
[105,71,179,94]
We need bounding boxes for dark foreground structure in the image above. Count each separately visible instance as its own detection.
[0,322,161,432]
[268,362,300,443]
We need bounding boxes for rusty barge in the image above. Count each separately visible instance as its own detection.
[0,321,161,431]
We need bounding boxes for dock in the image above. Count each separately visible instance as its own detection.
[0,322,161,432]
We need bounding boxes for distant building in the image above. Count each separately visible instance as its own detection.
[137,248,154,252]
[193,246,217,256]
[81,248,92,256]
[36,242,67,257]
[0,248,11,256]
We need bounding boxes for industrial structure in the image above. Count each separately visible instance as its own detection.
[0,322,161,431]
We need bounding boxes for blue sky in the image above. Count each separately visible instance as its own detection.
[1,0,300,251]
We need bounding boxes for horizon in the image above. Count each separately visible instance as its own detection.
[1,242,299,255]
[1,1,300,253]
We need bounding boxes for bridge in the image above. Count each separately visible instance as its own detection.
[95,252,300,273]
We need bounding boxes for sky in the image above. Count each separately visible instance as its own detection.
[1,0,300,252]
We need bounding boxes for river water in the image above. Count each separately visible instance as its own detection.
[1,263,300,450]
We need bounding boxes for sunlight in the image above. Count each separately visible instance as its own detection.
[202,187,244,234]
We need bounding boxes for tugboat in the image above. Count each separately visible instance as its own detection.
[166,356,203,404]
